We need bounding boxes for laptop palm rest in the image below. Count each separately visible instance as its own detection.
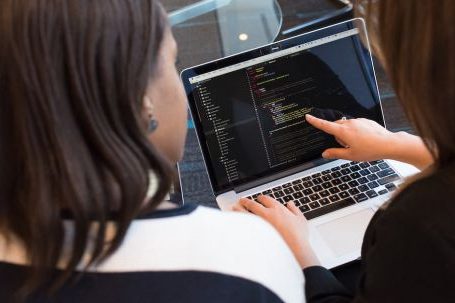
[316,208,374,257]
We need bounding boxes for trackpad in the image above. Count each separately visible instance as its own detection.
[316,209,374,256]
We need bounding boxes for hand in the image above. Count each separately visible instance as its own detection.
[306,114,397,162]
[233,195,320,269]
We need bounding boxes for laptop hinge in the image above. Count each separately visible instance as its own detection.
[233,158,336,193]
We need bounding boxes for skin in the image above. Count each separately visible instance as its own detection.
[233,114,434,269]
[145,27,188,164]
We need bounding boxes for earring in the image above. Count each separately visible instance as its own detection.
[144,96,159,133]
[148,115,159,133]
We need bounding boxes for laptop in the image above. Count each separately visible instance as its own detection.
[180,18,418,268]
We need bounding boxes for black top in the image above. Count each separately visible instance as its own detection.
[304,167,455,302]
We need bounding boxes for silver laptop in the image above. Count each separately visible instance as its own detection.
[180,18,418,268]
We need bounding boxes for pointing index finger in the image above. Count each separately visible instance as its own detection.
[306,114,343,136]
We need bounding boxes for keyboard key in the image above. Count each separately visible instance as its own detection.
[274,190,285,198]
[329,194,340,202]
[302,181,314,188]
[299,197,311,204]
[312,185,323,192]
[367,174,379,181]
[272,186,282,191]
[341,176,352,182]
[349,188,360,195]
[368,181,380,189]
[283,182,293,188]
[302,176,311,181]
[283,188,294,195]
[322,170,331,175]
[366,190,378,198]
[378,174,400,185]
[299,205,310,212]
[331,171,342,178]
[304,198,356,220]
[369,160,384,165]
[309,201,321,209]
[329,187,340,194]
[313,177,323,184]
[378,162,390,170]
[332,179,342,186]
[322,175,332,181]
[252,193,260,199]
[312,173,321,178]
[339,184,349,191]
[341,168,351,175]
[348,180,359,188]
[322,182,333,189]
[351,165,361,172]
[385,183,397,191]
[369,166,380,173]
[303,189,313,195]
[262,190,272,195]
[320,198,330,205]
[339,191,350,199]
[331,166,341,171]
[310,194,320,201]
[354,193,368,202]
[350,172,361,179]
[292,180,302,185]
[360,162,370,168]
[377,168,395,178]
[283,195,293,202]
[293,184,304,191]
[358,177,368,184]
[378,189,388,195]
[293,192,304,199]
[246,196,253,200]
[360,169,371,176]
[358,185,369,192]
[341,163,350,168]
[277,198,284,203]
[349,161,359,166]
[320,190,330,197]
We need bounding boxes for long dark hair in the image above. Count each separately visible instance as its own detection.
[0,0,173,299]
[357,0,455,169]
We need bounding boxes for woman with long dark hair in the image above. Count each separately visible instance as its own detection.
[236,1,455,302]
[0,1,304,302]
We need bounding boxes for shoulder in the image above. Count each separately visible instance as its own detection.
[98,205,305,303]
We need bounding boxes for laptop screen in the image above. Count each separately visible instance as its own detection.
[182,19,384,194]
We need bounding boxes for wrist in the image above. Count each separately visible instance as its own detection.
[295,241,320,269]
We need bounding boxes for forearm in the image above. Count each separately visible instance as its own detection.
[386,132,433,170]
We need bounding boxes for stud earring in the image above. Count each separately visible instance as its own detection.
[145,96,159,133]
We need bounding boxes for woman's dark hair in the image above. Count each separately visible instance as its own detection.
[356,0,455,168]
[0,0,173,299]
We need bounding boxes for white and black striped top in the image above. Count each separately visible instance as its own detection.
[0,203,305,303]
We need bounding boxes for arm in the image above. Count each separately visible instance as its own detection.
[305,115,433,170]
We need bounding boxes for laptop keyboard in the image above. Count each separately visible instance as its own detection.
[245,160,400,220]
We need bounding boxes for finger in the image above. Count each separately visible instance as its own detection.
[257,195,282,208]
[232,203,249,213]
[239,198,268,217]
[286,201,303,216]
[306,114,343,136]
[322,148,352,160]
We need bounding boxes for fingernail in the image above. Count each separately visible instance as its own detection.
[322,151,330,158]
[306,114,314,120]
